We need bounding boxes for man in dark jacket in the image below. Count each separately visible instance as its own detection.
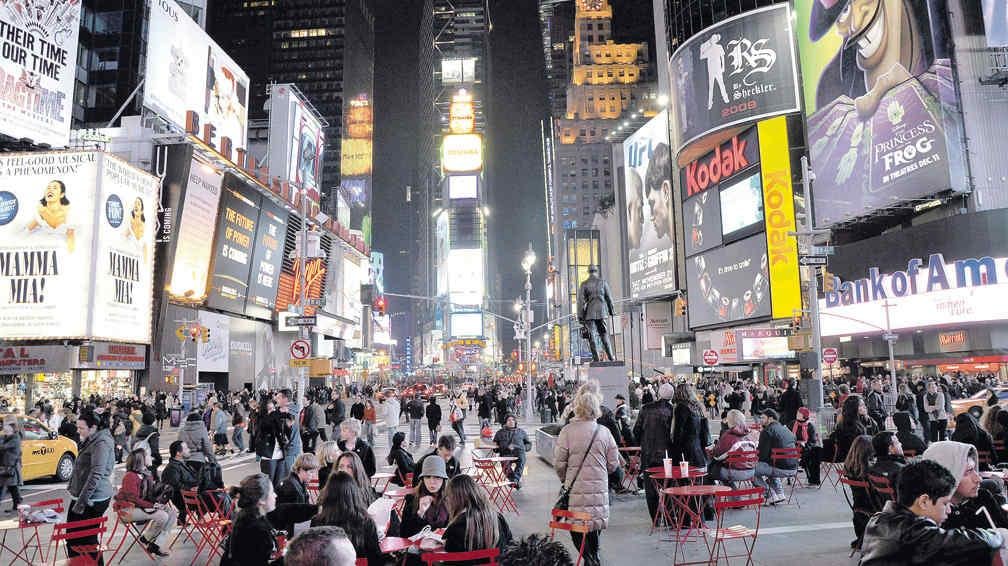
[777,380,803,427]
[865,379,888,432]
[753,409,797,505]
[924,440,1008,530]
[257,389,295,487]
[860,460,1003,565]
[301,396,320,453]
[868,431,908,482]
[162,441,200,524]
[632,383,674,520]
[492,414,530,487]
[414,434,461,479]
[407,395,425,447]
[425,397,442,446]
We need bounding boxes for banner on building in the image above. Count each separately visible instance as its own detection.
[244,198,287,320]
[165,156,222,301]
[145,0,250,151]
[686,233,770,328]
[267,84,325,206]
[795,0,965,227]
[0,151,158,342]
[622,110,677,299]
[644,301,673,350]
[756,117,800,319]
[668,4,800,153]
[206,176,261,314]
[0,0,82,147]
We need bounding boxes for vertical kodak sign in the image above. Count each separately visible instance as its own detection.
[757,116,800,319]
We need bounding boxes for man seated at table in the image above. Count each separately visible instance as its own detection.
[493,414,531,488]
[414,434,461,480]
[860,459,1007,565]
[924,440,1008,529]
[752,409,798,505]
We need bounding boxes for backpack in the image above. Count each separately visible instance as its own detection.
[131,431,156,456]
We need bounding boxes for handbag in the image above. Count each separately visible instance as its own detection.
[555,424,600,511]
[0,465,14,478]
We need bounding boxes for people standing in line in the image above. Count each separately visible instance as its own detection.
[232,406,247,454]
[301,396,321,454]
[113,448,176,557]
[671,383,710,470]
[478,392,493,429]
[179,410,217,476]
[925,381,949,442]
[426,396,443,446]
[632,382,674,520]
[337,418,376,477]
[0,416,22,512]
[212,401,230,456]
[327,393,347,432]
[407,395,426,447]
[383,392,402,449]
[777,380,803,428]
[66,409,115,563]
[865,379,888,433]
[554,390,621,566]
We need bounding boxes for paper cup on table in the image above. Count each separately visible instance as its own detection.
[663,458,674,476]
[680,461,690,477]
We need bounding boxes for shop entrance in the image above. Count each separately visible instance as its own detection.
[199,372,228,394]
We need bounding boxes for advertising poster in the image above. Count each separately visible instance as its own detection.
[340,94,374,245]
[622,111,676,299]
[756,117,801,320]
[244,198,287,320]
[206,176,260,314]
[145,0,250,150]
[668,4,801,153]
[686,233,771,328]
[644,301,673,350]
[196,310,229,372]
[738,328,794,360]
[0,152,158,341]
[267,85,325,205]
[795,0,965,227]
[0,0,82,147]
[0,152,97,339]
[275,220,330,315]
[166,158,222,300]
[91,155,160,343]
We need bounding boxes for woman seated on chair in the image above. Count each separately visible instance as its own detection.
[827,395,877,463]
[221,473,279,566]
[707,409,758,485]
[844,435,876,551]
[112,447,177,557]
[311,471,382,565]
[316,441,341,490]
[392,456,450,539]
[387,431,416,486]
[334,450,377,504]
[951,412,996,471]
[442,474,513,563]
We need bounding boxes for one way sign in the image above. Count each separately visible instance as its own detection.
[798,255,828,266]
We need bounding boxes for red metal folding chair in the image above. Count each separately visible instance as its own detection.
[549,509,591,566]
[48,516,108,566]
[819,444,844,491]
[706,487,763,566]
[619,447,642,492]
[868,474,895,511]
[473,459,517,514]
[179,489,232,565]
[839,474,873,557]
[356,559,368,566]
[106,506,157,564]
[771,447,804,507]
[421,547,500,565]
[722,451,758,489]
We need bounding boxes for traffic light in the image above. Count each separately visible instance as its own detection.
[201,326,211,343]
[373,295,387,315]
[674,297,688,316]
[360,283,375,305]
[790,314,802,334]
[822,268,836,292]
[188,324,201,342]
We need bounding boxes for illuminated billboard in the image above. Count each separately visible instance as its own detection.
[449,91,475,134]
[622,110,677,299]
[442,134,483,173]
[206,177,261,314]
[686,233,770,328]
[441,58,477,84]
[0,152,159,342]
[166,158,222,300]
[448,175,478,200]
[340,94,373,244]
[795,0,965,226]
[446,248,484,307]
[145,0,250,150]
[450,312,483,338]
[267,84,325,205]
[0,0,82,147]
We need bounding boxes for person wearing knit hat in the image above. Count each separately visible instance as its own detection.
[633,380,676,521]
[792,406,821,486]
[923,440,1008,530]
[395,449,450,541]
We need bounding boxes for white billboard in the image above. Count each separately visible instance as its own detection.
[0,1,82,147]
[167,159,222,300]
[450,312,483,338]
[448,175,478,199]
[442,134,483,173]
[0,151,159,342]
[145,0,250,150]
[820,254,1008,337]
[267,84,325,203]
[447,248,484,307]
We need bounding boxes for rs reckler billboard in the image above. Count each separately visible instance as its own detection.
[668,4,801,153]
[795,0,966,226]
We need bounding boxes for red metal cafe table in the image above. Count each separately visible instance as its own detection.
[380,531,445,566]
[663,484,733,566]
[371,471,397,493]
[0,516,51,565]
[644,466,707,534]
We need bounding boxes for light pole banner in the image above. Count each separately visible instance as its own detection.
[756,117,800,320]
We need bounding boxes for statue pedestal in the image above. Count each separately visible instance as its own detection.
[586,361,626,411]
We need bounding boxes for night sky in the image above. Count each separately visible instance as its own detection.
[372,0,549,348]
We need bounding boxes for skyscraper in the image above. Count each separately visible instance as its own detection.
[208,0,375,233]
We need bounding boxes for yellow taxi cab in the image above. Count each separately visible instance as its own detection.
[6,414,78,482]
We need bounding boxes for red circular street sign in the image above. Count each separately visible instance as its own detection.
[290,339,311,360]
[702,349,719,366]
[822,347,839,365]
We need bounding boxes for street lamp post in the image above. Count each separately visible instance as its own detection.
[521,243,536,421]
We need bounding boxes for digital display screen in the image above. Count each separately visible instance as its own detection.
[719,172,764,239]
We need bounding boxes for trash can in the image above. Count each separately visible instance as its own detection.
[170,408,182,427]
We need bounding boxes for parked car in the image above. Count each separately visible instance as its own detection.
[2,414,78,482]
